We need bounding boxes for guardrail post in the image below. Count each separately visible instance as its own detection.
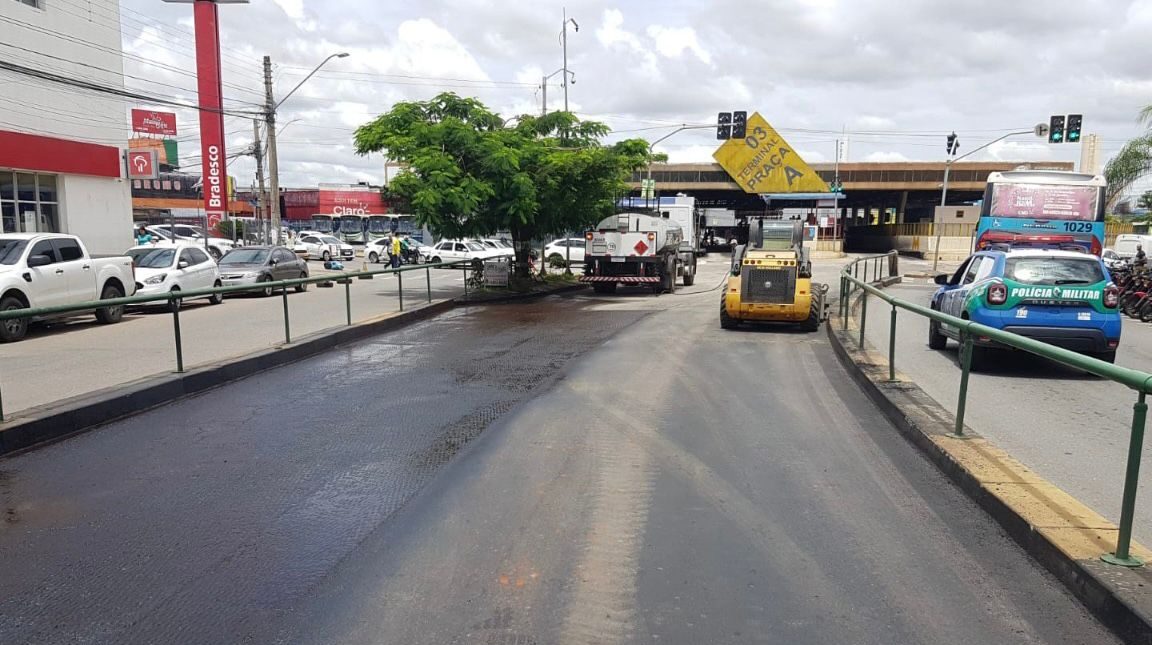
[426,266,432,303]
[344,278,352,326]
[858,290,868,347]
[463,265,469,296]
[282,288,291,344]
[955,332,973,436]
[888,304,897,381]
[171,296,185,373]
[0,375,5,422]
[1104,392,1148,567]
[398,271,404,311]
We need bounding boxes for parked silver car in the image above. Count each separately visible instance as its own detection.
[218,246,309,296]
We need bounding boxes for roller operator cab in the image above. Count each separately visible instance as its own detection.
[721,219,826,331]
[928,248,1122,369]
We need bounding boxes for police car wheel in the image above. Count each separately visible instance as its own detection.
[928,319,947,350]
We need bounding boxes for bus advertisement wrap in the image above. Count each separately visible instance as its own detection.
[977,178,1105,256]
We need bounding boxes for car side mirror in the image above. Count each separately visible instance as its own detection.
[270,259,279,266]
[27,254,52,268]
[934,274,949,286]
[178,260,190,269]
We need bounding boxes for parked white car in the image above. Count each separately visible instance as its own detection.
[544,238,587,264]
[126,244,223,310]
[294,234,355,262]
[145,224,236,259]
[473,239,515,258]
[427,239,503,264]
[0,233,137,342]
[365,237,433,264]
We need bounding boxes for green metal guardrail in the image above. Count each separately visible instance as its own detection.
[0,259,471,423]
[840,251,1152,569]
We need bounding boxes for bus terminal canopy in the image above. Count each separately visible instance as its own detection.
[760,193,845,202]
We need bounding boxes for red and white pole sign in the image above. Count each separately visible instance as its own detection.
[126,150,158,179]
[163,0,249,230]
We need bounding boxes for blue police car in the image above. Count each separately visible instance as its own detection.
[929,249,1121,369]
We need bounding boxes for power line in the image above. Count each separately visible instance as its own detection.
[289,67,539,87]
[0,58,263,118]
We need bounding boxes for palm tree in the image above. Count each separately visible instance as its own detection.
[1104,109,1152,210]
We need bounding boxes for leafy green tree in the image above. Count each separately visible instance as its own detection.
[1139,190,1152,211]
[214,219,248,240]
[353,93,655,279]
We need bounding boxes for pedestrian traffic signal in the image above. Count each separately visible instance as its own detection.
[732,111,747,139]
[1066,114,1082,143]
[716,112,732,140]
[946,132,959,156]
[1049,115,1065,144]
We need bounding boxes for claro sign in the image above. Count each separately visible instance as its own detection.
[318,188,386,216]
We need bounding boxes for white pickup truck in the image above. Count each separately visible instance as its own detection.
[0,233,137,342]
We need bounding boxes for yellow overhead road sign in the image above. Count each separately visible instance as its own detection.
[713,112,830,194]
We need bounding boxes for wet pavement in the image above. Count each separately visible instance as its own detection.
[0,259,1119,644]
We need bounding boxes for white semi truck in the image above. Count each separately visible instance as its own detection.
[580,211,696,294]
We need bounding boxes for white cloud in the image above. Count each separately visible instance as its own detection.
[646,25,712,65]
[865,151,910,162]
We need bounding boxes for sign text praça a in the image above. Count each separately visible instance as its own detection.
[713,112,829,194]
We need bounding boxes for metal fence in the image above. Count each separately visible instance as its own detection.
[0,260,470,423]
[849,222,978,238]
[839,252,1152,568]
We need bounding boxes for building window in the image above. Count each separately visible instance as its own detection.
[13,0,43,8]
[0,171,60,234]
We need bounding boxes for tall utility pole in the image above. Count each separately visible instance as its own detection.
[251,118,268,245]
[262,55,281,244]
[561,8,578,112]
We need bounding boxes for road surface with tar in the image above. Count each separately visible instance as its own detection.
[0,260,1117,644]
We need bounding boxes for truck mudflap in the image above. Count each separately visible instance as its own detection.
[580,276,661,284]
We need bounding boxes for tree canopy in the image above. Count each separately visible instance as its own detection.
[353,93,656,278]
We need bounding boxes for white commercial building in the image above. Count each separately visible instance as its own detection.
[0,0,132,254]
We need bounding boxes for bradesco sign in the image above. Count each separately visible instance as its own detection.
[317,188,386,216]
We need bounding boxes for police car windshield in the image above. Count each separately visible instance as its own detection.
[1005,257,1104,286]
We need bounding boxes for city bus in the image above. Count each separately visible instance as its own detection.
[366,215,392,241]
[338,214,366,244]
[975,170,1106,256]
[310,215,335,234]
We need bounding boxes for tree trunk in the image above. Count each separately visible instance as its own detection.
[510,226,533,280]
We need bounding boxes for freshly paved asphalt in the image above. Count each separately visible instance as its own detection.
[863,278,1152,547]
[0,260,466,415]
[0,259,1117,644]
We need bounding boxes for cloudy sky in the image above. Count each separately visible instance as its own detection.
[116,0,1152,191]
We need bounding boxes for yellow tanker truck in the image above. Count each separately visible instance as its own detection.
[720,219,827,331]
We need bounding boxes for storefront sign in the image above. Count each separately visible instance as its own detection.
[130,110,178,136]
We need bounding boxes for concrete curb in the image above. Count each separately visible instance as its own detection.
[0,300,456,457]
[827,300,1152,644]
[457,282,589,304]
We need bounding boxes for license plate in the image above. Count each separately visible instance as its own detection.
[610,257,625,262]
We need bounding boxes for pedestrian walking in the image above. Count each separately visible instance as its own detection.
[390,234,402,269]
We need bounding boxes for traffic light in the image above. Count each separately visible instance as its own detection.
[1066,114,1082,143]
[1049,115,1065,144]
[716,112,732,140]
[731,111,747,139]
[946,132,959,156]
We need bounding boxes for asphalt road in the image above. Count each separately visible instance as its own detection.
[862,279,1152,547]
[0,259,1116,644]
[0,260,466,415]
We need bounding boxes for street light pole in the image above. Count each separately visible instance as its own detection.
[932,128,1036,272]
[264,52,349,244]
[561,9,578,112]
[540,67,569,115]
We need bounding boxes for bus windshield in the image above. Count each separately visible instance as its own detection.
[989,183,1100,222]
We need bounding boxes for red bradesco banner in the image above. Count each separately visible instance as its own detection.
[192,0,228,229]
[318,187,386,216]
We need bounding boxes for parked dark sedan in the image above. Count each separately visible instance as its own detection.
[217,246,310,296]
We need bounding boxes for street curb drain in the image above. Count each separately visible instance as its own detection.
[828,302,1152,644]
